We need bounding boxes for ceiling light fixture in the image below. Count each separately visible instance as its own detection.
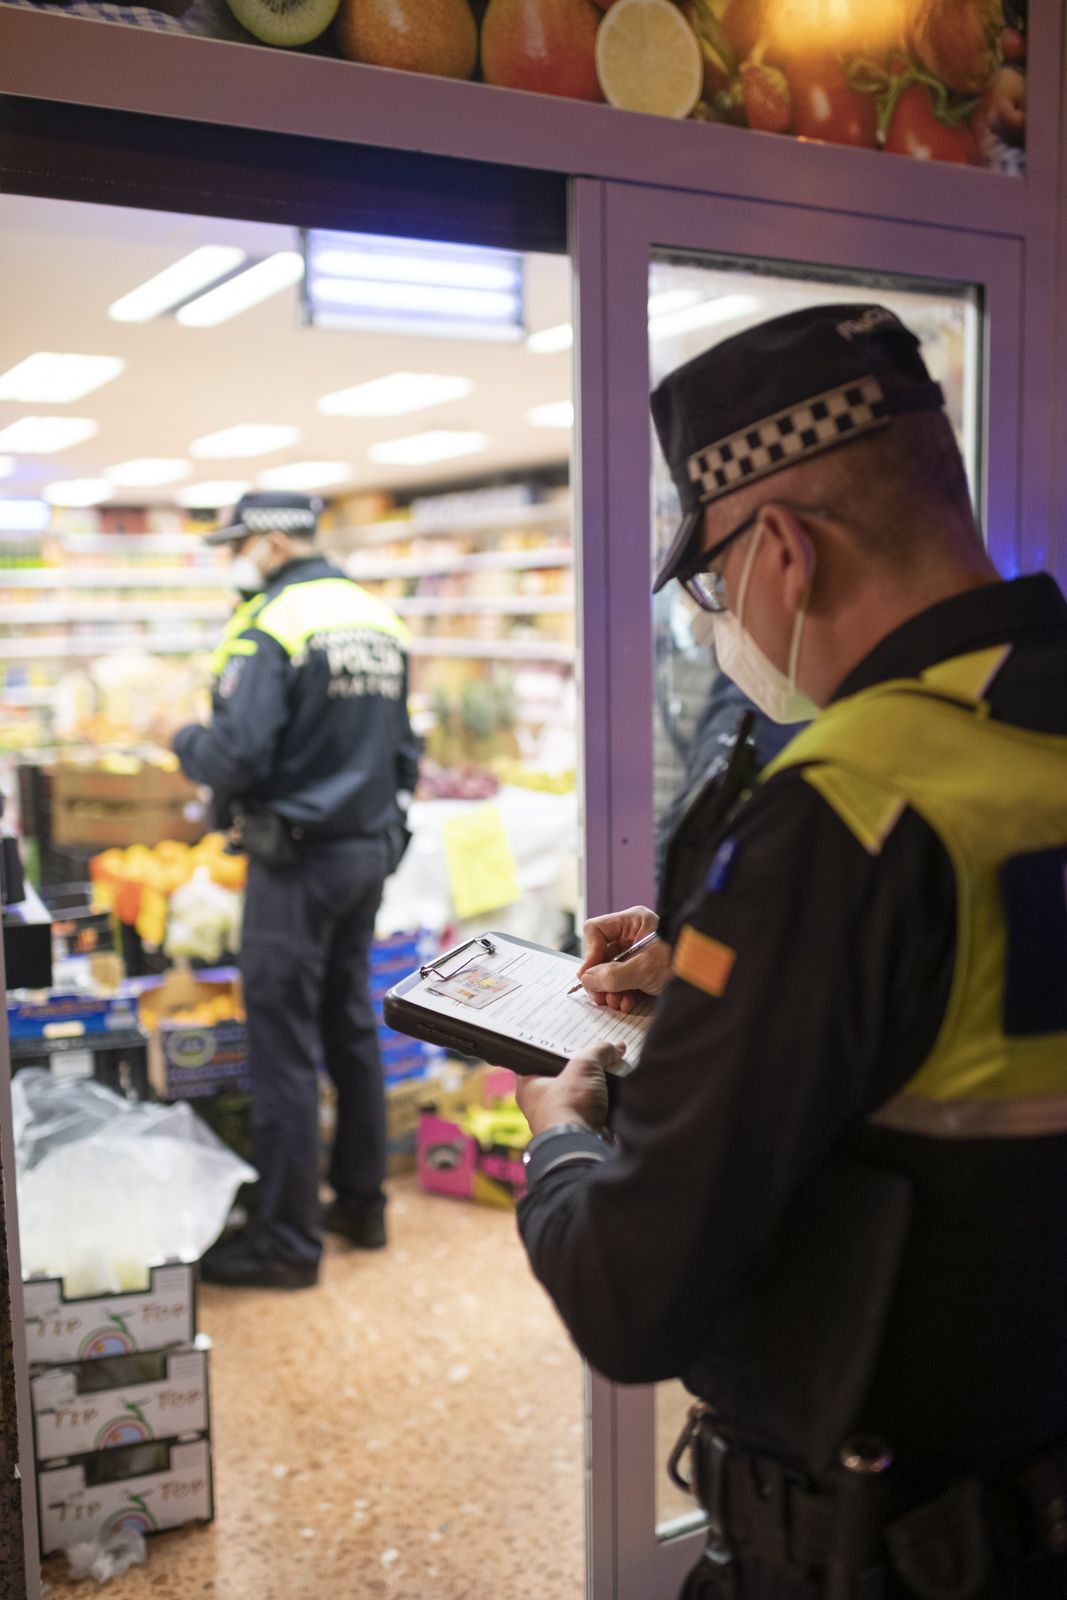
[0,499,50,532]
[105,458,192,488]
[177,252,305,328]
[175,480,252,509]
[42,478,115,508]
[367,431,489,467]
[304,230,524,343]
[526,323,574,355]
[257,462,352,491]
[318,373,473,418]
[0,417,98,453]
[0,353,126,404]
[526,401,574,429]
[190,424,301,460]
[108,246,248,323]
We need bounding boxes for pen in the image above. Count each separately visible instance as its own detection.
[567,930,660,995]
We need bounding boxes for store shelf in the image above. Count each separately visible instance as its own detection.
[0,568,227,588]
[393,595,572,617]
[407,638,573,662]
[0,532,212,554]
[333,500,572,548]
[345,548,573,580]
[0,601,231,624]
[1,687,56,706]
[4,632,217,659]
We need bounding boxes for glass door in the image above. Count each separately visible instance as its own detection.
[571,178,1022,1600]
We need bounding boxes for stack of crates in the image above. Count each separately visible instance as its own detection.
[23,1265,215,1557]
[370,929,446,1085]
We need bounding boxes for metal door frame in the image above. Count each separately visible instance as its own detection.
[571,174,1025,1600]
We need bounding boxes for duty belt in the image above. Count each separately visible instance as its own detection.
[668,1402,1067,1600]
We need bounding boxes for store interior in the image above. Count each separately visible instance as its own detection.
[0,192,983,1596]
[1,192,591,1598]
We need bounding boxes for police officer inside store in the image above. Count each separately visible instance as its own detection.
[167,490,420,1290]
[515,307,1067,1598]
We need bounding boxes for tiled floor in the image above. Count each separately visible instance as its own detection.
[41,1176,586,1600]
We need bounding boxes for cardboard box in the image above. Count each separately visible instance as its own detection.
[38,1434,213,1554]
[51,765,203,850]
[140,972,249,1100]
[32,1344,210,1464]
[23,1264,197,1366]
[7,990,140,1042]
[417,1066,528,1209]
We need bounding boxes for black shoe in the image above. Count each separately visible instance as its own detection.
[321,1198,387,1250]
[199,1233,319,1290]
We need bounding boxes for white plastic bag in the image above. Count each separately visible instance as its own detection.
[13,1070,256,1297]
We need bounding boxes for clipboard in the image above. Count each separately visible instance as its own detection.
[383,932,651,1078]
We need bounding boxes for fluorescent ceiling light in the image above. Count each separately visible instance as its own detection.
[526,323,573,355]
[175,480,252,509]
[314,248,517,292]
[0,498,50,531]
[0,353,126,403]
[647,290,704,319]
[257,462,352,491]
[311,278,518,321]
[106,458,191,488]
[318,373,473,418]
[0,416,98,453]
[0,457,14,480]
[650,292,761,338]
[190,424,301,459]
[43,478,114,508]
[527,401,574,430]
[109,246,247,323]
[368,431,489,467]
[177,252,304,328]
[304,230,524,344]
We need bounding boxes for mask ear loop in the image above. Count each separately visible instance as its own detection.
[732,522,764,629]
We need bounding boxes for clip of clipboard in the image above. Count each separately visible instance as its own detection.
[419,935,496,981]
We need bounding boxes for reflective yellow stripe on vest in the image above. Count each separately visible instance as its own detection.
[208,593,267,678]
[253,577,410,660]
[763,645,1067,1139]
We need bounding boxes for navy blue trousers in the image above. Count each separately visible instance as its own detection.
[240,836,388,1266]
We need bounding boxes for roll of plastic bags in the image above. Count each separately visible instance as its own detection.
[12,1069,256,1297]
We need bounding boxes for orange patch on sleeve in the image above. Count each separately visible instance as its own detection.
[672,925,736,998]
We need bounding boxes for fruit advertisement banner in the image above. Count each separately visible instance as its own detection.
[4,0,1027,174]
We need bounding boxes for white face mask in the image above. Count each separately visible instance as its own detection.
[712,524,819,725]
[227,536,270,596]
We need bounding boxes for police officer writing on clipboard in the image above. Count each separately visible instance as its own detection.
[165,491,420,1290]
[515,307,1067,1598]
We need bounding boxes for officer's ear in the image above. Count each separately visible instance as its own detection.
[757,503,816,613]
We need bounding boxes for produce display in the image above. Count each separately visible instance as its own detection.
[91,834,245,950]
[15,0,1024,171]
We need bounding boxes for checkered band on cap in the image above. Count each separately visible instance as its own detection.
[242,508,318,533]
[686,375,889,504]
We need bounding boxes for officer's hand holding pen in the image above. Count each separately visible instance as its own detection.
[572,905,673,1013]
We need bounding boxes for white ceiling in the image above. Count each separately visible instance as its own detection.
[0,195,573,509]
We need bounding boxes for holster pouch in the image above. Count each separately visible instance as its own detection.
[384,814,412,876]
[886,1480,990,1600]
[236,810,297,869]
[658,712,759,944]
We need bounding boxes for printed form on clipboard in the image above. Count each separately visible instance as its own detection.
[382,933,653,1078]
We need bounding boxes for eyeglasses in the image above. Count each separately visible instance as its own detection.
[678,507,763,614]
[678,501,830,614]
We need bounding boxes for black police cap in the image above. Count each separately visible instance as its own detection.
[650,302,945,593]
[206,489,324,546]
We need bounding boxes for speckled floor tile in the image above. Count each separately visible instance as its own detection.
[41,1176,585,1600]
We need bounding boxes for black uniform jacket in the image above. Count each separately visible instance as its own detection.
[518,574,1067,1477]
[174,557,421,836]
